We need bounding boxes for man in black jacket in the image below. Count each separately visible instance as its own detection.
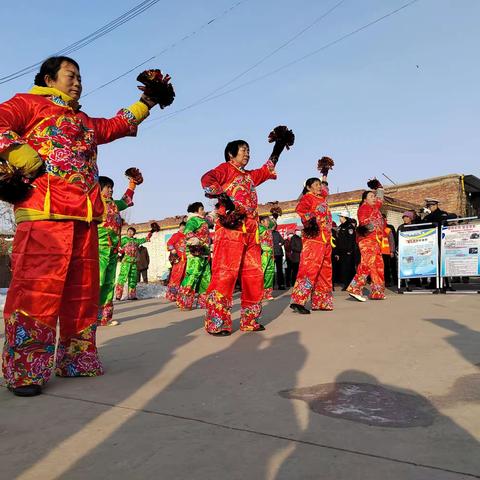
[289,230,303,286]
[271,225,286,290]
[335,212,356,290]
[423,198,449,225]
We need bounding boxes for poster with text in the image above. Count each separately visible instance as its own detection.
[398,227,438,278]
[441,222,480,277]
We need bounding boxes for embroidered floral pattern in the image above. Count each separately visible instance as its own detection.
[291,277,313,305]
[240,303,262,331]
[370,284,386,300]
[224,172,259,218]
[55,324,104,377]
[28,114,98,192]
[2,311,103,387]
[177,285,196,310]
[0,129,24,152]
[263,287,274,300]
[312,291,334,310]
[205,290,233,333]
[2,311,55,387]
[346,274,368,296]
[97,301,113,326]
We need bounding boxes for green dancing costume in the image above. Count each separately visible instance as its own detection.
[176,215,211,310]
[98,187,134,325]
[115,234,151,300]
[259,224,275,299]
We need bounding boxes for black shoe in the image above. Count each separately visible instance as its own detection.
[254,324,266,331]
[290,303,310,314]
[8,385,42,397]
[341,286,348,291]
[130,297,138,301]
[208,330,231,337]
[278,286,286,290]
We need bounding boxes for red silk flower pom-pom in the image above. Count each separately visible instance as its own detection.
[270,205,283,219]
[0,163,33,203]
[189,244,208,257]
[137,69,175,109]
[169,252,180,265]
[302,217,319,239]
[125,167,144,185]
[218,207,247,230]
[317,156,334,176]
[367,178,383,190]
[268,125,295,150]
[150,222,160,233]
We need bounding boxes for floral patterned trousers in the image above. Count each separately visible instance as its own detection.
[205,228,264,333]
[166,258,186,302]
[2,220,103,388]
[347,236,385,299]
[291,237,333,310]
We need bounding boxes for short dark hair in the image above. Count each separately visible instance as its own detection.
[187,202,204,213]
[99,176,114,190]
[224,140,249,162]
[127,227,136,235]
[179,221,186,227]
[302,177,321,196]
[260,216,270,223]
[361,190,373,203]
[34,56,80,87]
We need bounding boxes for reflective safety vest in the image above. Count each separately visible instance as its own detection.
[381,227,391,255]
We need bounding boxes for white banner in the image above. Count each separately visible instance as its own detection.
[398,227,438,279]
[441,222,480,277]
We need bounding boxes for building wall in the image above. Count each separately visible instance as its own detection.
[386,175,464,215]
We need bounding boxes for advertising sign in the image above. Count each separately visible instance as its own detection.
[441,222,480,277]
[398,227,438,279]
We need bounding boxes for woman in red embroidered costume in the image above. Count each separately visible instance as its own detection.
[166,221,187,302]
[201,129,292,336]
[0,56,167,396]
[346,180,386,301]
[290,175,334,314]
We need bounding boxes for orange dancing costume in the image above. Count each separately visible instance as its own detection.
[166,231,187,302]
[347,191,386,299]
[0,86,149,388]
[201,159,276,333]
[291,185,334,310]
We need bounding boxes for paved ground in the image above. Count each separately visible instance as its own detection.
[1,289,479,479]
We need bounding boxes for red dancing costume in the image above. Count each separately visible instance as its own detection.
[347,191,386,299]
[291,185,334,310]
[0,86,149,389]
[166,231,186,302]
[201,160,276,333]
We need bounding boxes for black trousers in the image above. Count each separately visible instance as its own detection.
[274,255,285,288]
[337,253,356,288]
[137,269,148,283]
[291,261,300,286]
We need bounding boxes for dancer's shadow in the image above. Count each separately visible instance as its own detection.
[277,370,480,478]
[59,331,307,479]
[1,313,203,478]
[426,318,480,368]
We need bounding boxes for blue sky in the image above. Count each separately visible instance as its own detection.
[1,0,479,222]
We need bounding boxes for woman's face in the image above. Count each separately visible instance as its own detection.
[101,185,113,199]
[45,61,82,100]
[230,145,250,168]
[307,180,322,195]
[366,192,376,205]
[198,206,206,217]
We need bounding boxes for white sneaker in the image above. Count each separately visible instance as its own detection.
[107,320,120,326]
[348,292,367,302]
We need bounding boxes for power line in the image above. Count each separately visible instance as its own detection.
[144,0,421,129]
[0,0,164,84]
[83,0,250,98]
[188,0,347,105]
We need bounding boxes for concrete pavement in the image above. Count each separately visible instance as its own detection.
[1,289,479,479]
